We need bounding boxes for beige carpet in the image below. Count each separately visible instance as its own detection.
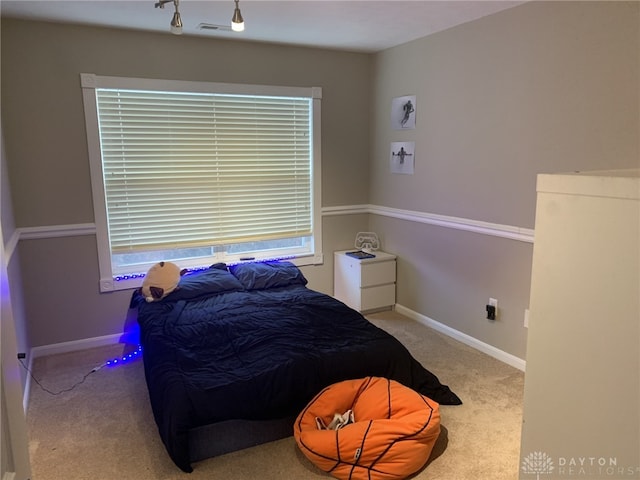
[26,310,524,480]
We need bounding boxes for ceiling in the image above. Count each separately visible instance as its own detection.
[0,0,527,53]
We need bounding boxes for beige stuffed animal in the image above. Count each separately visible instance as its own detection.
[140,261,186,302]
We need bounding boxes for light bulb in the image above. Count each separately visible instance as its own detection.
[231,1,244,32]
[171,11,183,35]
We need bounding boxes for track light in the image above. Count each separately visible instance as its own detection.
[231,0,244,32]
[155,0,182,35]
[171,8,183,35]
[155,0,245,35]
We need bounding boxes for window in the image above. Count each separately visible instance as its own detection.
[81,74,322,292]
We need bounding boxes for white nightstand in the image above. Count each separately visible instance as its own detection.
[333,250,396,313]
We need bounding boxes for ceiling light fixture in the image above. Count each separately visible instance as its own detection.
[155,0,183,35]
[155,0,244,35]
[170,7,183,35]
[231,0,245,32]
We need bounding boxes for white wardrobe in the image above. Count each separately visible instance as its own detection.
[520,169,639,478]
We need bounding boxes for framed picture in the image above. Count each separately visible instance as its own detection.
[390,141,415,175]
[391,95,416,130]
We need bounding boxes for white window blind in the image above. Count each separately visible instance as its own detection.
[96,89,313,254]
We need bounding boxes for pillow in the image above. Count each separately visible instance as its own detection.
[229,261,308,290]
[162,265,245,301]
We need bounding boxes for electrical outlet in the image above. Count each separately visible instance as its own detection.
[524,309,530,328]
[485,298,498,320]
[485,297,497,320]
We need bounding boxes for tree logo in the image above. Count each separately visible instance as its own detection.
[522,451,555,479]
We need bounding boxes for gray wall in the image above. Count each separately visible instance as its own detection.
[2,1,638,363]
[1,19,372,348]
[369,0,639,360]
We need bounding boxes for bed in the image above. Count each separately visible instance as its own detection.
[132,261,462,472]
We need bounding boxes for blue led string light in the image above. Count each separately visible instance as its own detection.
[113,272,147,282]
[18,344,144,396]
[114,256,296,283]
[104,345,143,367]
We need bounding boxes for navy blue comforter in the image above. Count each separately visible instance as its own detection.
[134,262,461,472]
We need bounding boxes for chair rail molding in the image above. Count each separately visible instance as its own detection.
[18,223,97,240]
[322,204,534,243]
[4,206,534,266]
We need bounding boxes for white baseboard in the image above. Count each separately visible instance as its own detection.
[23,333,125,410]
[395,304,526,372]
[3,472,16,480]
[29,333,123,359]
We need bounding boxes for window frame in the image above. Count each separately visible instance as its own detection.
[81,73,323,292]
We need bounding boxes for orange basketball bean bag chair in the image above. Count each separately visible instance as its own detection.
[294,376,441,480]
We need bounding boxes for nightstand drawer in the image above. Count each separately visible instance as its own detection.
[361,284,396,311]
[360,261,396,287]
